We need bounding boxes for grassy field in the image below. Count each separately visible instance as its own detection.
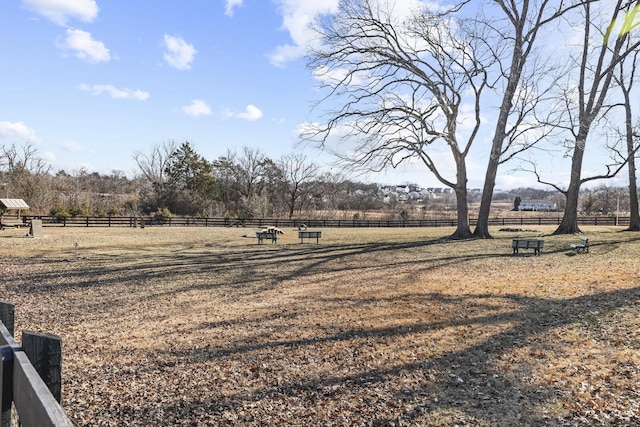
[1,225,639,426]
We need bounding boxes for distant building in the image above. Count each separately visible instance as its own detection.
[518,200,557,211]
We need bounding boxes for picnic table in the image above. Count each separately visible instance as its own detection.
[0,217,25,230]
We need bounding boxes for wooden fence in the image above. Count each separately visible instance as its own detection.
[17,215,633,228]
[0,302,73,427]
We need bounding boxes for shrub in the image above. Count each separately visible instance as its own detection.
[153,208,172,224]
[49,207,71,222]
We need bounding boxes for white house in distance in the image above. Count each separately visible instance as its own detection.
[518,200,557,211]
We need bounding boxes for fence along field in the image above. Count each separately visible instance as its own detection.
[1,226,639,425]
[16,214,636,228]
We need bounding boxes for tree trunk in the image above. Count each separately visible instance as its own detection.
[553,137,586,235]
[449,186,472,240]
[449,160,473,240]
[623,87,640,231]
[626,160,640,230]
[555,187,581,234]
[474,148,499,239]
[474,31,524,240]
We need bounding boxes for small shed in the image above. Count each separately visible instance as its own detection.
[0,199,29,217]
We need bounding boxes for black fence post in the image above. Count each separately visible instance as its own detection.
[0,344,13,427]
[0,302,15,427]
[21,331,63,403]
[0,304,14,338]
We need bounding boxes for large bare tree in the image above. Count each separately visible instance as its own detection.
[614,42,640,231]
[306,0,489,239]
[473,0,581,238]
[550,0,640,234]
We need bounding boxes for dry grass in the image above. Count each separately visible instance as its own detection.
[1,225,639,426]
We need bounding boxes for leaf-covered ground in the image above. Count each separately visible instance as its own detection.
[1,226,639,426]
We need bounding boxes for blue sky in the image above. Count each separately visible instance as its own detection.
[0,0,634,190]
[0,1,332,176]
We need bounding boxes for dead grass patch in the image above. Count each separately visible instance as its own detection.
[1,226,639,426]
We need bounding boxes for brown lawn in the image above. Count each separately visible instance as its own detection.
[1,225,639,426]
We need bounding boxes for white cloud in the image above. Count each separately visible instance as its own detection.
[269,0,444,67]
[41,150,57,165]
[163,35,197,70]
[57,29,111,63]
[61,140,94,153]
[226,105,263,121]
[22,0,98,26]
[0,121,41,144]
[268,1,339,67]
[312,64,369,86]
[181,100,212,117]
[224,0,243,17]
[80,84,150,100]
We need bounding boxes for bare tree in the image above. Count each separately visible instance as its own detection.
[315,171,349,218]
[212,150,243,217]
[236,147,273,217]
[0,143,53,213]
[613,41,640,230]
[548,0,640,234]
[133,141,177,185]
[279,153,319,219]
[306,0,489,239]
[473,0,580,238]
[133,140,177,212]
[212,148,288,219]
[237,147,267,200]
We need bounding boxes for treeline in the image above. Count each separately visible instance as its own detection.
[0,142,631,221]
[0,142,387,220]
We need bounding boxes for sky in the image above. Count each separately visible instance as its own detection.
[0,0,634,191]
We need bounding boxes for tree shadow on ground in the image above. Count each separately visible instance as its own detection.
[8,236,495,299]
[7,233,640,424]
[151,286,640,425]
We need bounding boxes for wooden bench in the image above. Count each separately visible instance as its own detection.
[570,237,589,253]
[256,231,278,244]
[298,230,322,243]
[512,239,544,255]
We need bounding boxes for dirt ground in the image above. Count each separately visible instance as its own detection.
[1,225,639,426]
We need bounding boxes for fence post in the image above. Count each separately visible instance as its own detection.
[21,331,62,403]
[0,345,13,427]
[0,304,14,338]
[0,302,15,427]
